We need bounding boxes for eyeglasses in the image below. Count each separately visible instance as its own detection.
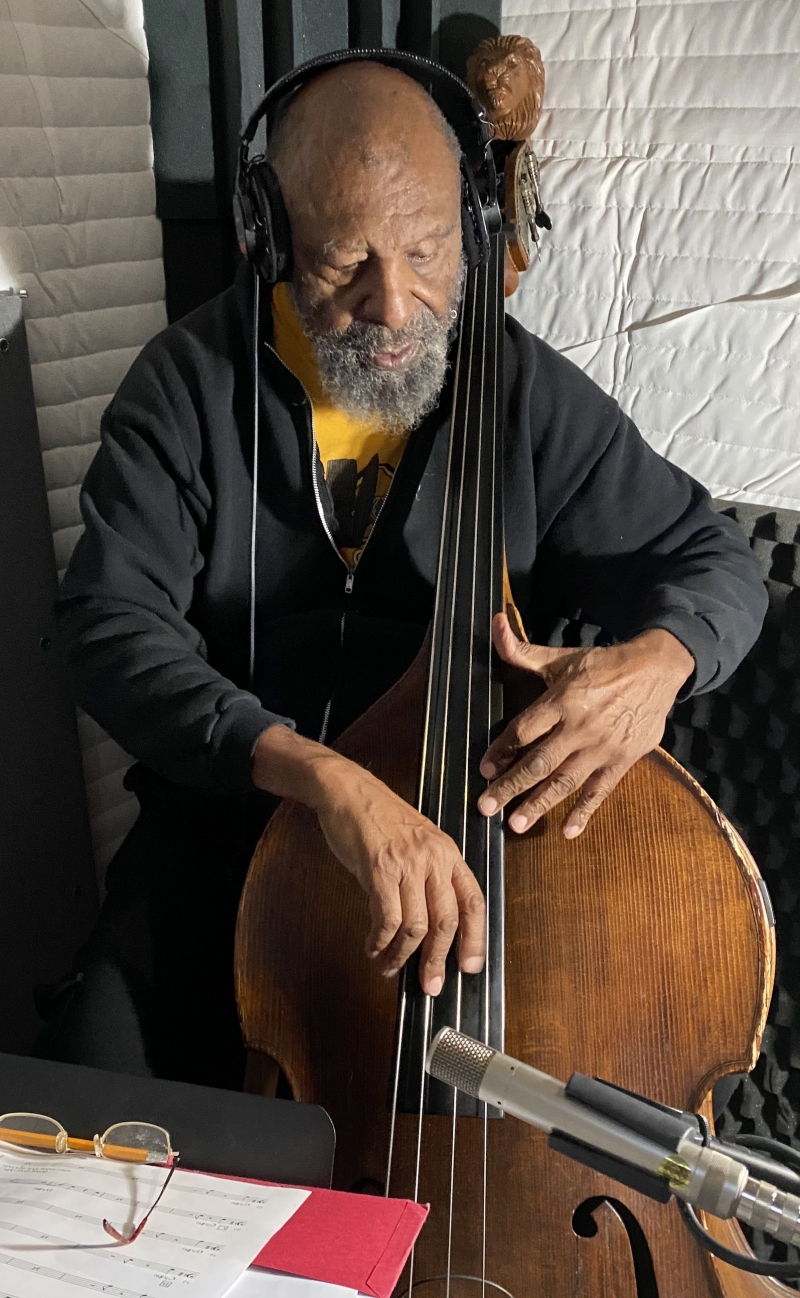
[0,1112,179,1244]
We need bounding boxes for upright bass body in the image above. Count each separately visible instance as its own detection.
[235,636,777,1298]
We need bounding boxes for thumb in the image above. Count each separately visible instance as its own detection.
[491,613,573,676]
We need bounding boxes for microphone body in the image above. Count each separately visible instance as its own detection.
[426,1027,800,1249]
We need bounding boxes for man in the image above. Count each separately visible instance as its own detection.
[44,61,766,1088]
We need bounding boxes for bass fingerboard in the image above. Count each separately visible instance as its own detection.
[395,231,506,1118]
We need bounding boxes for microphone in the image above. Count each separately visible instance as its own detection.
[426,1026,800,1249]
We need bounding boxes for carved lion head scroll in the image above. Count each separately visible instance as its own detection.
[466,34,545,141]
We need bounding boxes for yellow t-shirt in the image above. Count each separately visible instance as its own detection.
[271,283,409,568]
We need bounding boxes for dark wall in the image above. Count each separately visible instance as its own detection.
[0,295,98,1053]
[142,0,501,323]
[142,0,233,322]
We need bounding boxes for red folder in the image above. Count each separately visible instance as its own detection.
[252,1186,429,1298]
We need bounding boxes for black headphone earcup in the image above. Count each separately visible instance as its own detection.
[461,181,481,270]
[233,181,258,263]
[460,159,490,269]
[248,159,293,283]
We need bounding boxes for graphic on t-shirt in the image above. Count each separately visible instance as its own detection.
[326,454,398,558]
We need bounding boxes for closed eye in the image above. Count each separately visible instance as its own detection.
[323,259,365,280]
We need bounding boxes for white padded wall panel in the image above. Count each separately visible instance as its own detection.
[0,0,167,881]
[503,0,800,509]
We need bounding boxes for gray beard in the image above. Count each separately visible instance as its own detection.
[291,258,466,430]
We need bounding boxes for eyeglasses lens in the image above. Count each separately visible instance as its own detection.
[0,1114,66,1154]
[100,1122,171,1165]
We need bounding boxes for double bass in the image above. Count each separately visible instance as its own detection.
[234,43,781,1298]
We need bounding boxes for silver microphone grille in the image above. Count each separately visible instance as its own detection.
[426,1027,495,1096]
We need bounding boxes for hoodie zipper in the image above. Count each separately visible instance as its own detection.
[264,339,400,742]
[314,448,355,744]
[264,341,365,742]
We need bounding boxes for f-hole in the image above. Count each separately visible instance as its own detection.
[573,1196,659,1298]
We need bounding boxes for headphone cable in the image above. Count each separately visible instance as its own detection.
[249,265,260,693]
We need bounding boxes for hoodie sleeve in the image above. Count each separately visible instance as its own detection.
[56,335,294,794]
[520,329,768,696]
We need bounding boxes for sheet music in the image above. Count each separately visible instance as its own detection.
[231,1270,356,1298]
[0,1150,308,1298]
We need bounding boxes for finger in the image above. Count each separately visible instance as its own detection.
[374,874,430,979]
[417,870,461,996]
[506,753,602,834]
[479,715,567,807]
[491,612,572,674]
[365,876,403,959]
[452,860,487,976]
[563,764,627,839]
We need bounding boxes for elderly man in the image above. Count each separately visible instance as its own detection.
[44,60,766,1087]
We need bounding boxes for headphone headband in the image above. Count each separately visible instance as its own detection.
[241,48,491,172]
[234,47,500,285]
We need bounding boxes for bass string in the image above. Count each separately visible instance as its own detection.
[385,246,473,1202]
[384,969,407,1198]
[431,253,484,830]
[445,237,496,1298]
[406,251,485,1298]
[436,231,488,1298]
[464,233,504,1298]
[479,239,498,1298]
[430,238,503,1296]
[444,973,463,1298]
[482,234,504,1298]
[384,239,475,1205]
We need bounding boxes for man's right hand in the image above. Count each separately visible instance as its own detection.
[252,725,486,997]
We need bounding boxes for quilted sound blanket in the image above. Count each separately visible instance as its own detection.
[0,0,166,876]
[503,0,800,510]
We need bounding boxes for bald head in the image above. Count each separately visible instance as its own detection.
[270,62,461,188]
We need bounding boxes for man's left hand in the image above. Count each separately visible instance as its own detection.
[477,614,695,839]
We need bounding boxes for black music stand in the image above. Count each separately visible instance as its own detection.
[0,1052,335,1187]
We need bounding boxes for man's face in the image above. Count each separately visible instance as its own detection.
[279,132,465,428]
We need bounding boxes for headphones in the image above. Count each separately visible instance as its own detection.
[233,47,502,286]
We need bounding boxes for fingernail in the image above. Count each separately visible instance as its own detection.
[382,967,399,979]
[462,956,485,974]
[564,824,581,839]
[509,812,528,833]
[480,796,498,815]
[481,761,496,779]
[428,976,443,997]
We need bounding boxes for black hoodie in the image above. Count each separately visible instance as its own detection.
[57,265,767,806]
